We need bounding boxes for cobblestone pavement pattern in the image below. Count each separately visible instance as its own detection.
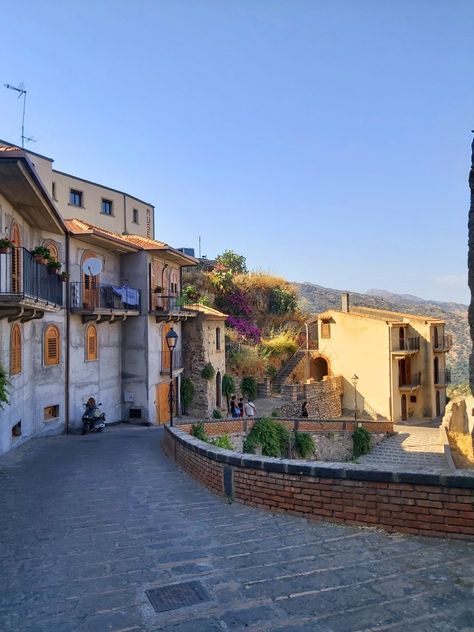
[357,425,448,472]
[1,425,473,632]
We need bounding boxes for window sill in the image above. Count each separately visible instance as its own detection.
[67,203,85,209]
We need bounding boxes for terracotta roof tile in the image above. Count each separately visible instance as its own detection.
[64,218,167,250]
[184,303,228,318]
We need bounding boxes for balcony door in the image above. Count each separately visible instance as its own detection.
[399,327,405,351]
[161,323,172,371]
[82,254,100,308]
[11,222,21,293]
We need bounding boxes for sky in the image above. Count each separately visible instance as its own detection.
[1,0,473,304]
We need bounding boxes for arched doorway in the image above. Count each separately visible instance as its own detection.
[216,371,222,408]
[81,252,100,308]
[433,326,439,349]
[11,222,21,293]
[434,357,439,384]
[401,394,407,421]
[310,356,329,382]
[435,390,441,417]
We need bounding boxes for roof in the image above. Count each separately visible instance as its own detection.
[184,303,228,319]
[0,138,54,162]
[65,218,197,264]
[313,305,445,325]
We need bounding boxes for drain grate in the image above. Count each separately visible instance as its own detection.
[146,580,211,613]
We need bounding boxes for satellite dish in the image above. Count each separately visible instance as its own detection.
[82,257,103,276]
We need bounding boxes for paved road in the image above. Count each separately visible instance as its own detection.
[357,425,448,472]
[1,425,474,632]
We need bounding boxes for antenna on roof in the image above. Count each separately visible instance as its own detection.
[3,82,36,148]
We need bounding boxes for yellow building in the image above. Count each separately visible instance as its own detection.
[309,294,451,421]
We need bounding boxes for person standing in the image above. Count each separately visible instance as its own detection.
[238,398,244,418]
[244,400,256,418]
[230,395,238,418]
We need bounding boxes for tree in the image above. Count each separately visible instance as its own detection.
[222,374,236,412]
[215,250,247,275]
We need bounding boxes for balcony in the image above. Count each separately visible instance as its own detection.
[149,293,197,322]
[433,335,452,352]
[0,247,63,321]
[392,337,420,355]
[399,371,421,390]
[70,282,141,323]
[434,369,451,387]
[160,349,184,375]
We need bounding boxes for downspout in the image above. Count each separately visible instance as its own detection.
[65,232,71,434]
[388,323,393,422]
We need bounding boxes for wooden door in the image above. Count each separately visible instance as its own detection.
[399,327,405,350]
[401,394,407,421]
[405,357,411,384]
[156,379,178,424]
[11,223,21,293]
[82,255,100,308]
[162,323,172,371]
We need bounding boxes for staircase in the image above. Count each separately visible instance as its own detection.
[273,350,307,392]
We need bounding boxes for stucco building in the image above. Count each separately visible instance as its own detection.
[307,294,450,422]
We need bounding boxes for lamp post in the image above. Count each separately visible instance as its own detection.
[351,374,359,423]
[166,327,178,426]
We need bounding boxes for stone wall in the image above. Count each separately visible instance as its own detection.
[279,376,343,418]
[442,398,474,465]
[163,426,474,541]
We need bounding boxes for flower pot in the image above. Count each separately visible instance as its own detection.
[34,255,47,265]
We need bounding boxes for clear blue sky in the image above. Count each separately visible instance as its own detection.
[1,1,473,303]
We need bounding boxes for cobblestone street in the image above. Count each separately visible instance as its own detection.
[1,425,474,632]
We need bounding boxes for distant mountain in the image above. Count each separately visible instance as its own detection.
[294,282,470,385]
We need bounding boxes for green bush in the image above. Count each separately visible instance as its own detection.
[243,418,290,457]
[191,422,208,442]
[294,431,315,459]
[210,434,233,450]
[180,378,194,414]
[201,362,216,380]
[212,408,223,419]
[222,374,236,412]
[241,376,257,400]
[0,364,10,410]
[352,426,371,458]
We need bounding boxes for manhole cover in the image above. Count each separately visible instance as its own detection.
[146,580,211,613]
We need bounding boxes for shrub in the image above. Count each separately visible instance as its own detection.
[191,422,208,442]
[201,362,215,380]
[352,426,371,458]
[215,250,247,274]
[269,287,298,315]
[241,376,257,400]
[182,285,200,303]
[226,316,261,343]
[243,418,290,457]
[294,431,315,459]
[180,378,194,414]
[210,434,233,450]
[0,364,10,410]
[260,329,299,358]
[212,408,223,419]
[222,374,236,411]
[227,346,266,378]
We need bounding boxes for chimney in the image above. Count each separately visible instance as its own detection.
[341,292,350,313]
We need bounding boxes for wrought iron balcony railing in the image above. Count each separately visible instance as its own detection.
[399,371,421,388]
[0,247,63,307]
[70,282,141,311]
[150,293,184,313]
[433,335,453,351]
[434,369,451,385]
[392,337,420,352]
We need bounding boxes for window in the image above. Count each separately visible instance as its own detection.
[410,395,417,403]
[44,405,59,421]
[44,241,59,261]
[52,182,57,200]
[132,208,139,224]
[10,324,21,375]
[321,320,331,339]
[85,324,98,361]
[70,189,83,207]
[44,325,60,366]
[11,421,21,438]
[216,327,221,350]
[101,199,113,215]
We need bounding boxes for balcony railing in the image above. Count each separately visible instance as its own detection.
[0,247,63,307]
[392,337,420,352]
[160,349,184,373]
[150,293,184,313]
[433,335,452,351]
[434,369,451,385]
[399,371,421,388]
[70,282,141,311]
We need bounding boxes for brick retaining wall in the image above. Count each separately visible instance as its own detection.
[163,426,474,541]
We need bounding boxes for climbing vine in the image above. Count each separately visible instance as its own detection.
[0,364,10,410]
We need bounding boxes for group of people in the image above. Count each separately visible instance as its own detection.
[230,395,256,418]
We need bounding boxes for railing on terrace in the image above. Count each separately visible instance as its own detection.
[150,294,184,313]
[70,282,141,311]
[160,349,184,373]
[392,337,420,352]
[434,369,451,385]
[433,335,453,351]
[399,371,421,388]
[0,247,63,307]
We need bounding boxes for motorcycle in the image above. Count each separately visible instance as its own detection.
[81,398,106,434]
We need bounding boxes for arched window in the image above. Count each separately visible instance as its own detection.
[10,323,21,375]
[44,241,59,261]
[216,327,221,350]
[85,324,98,361]
[44,324,60,366]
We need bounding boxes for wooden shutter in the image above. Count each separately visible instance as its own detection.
[44,325,60,366]
[10,324,21,375]
[86,324,98,361]
[321,321,331,339]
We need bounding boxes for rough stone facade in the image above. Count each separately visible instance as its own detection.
[469,138,474,392]
[279,376,343,419]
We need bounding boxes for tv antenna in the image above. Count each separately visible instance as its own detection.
[3,82,36,148]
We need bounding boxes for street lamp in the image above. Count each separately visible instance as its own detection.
[166,327,178,426]
[351,374,359,422]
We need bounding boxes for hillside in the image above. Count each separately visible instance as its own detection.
[295,282,470,385]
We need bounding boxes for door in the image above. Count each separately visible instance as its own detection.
[401,394,407,421]
[399,327,405,351]
[162,323,172,371]
[156,380,178,424]
[82,255,100,308]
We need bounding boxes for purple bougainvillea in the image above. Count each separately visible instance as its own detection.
[226,316,261,343]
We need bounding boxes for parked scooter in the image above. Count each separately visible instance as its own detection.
[81,398,106,434]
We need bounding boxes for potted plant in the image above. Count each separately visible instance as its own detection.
[0,238,13,254]
[60,271,70,283]
[152,285,164,293]
[47,259,62,274]
[31,245,51,265]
